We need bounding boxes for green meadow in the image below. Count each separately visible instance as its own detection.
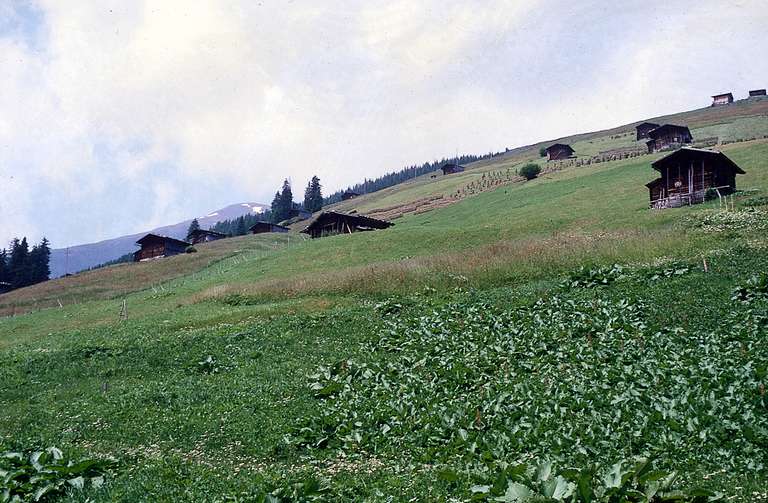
[2,105,768,501]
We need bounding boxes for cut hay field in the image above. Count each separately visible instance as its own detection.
[2,103,768,502]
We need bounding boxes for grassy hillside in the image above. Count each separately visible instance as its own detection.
[2,102,768,501]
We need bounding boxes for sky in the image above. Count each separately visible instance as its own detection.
[1,0,767,248]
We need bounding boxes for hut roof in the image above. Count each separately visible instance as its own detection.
[248,221,289,232]
[545,143,574,153]
[651,147,745,174]
[135,234,191,247]
[646,124,691,139]
[636,122,660,129]
[712,92,734,99]
[300,211,393,234]
[189,229,226,238]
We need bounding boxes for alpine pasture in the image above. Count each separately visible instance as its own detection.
[2,101,768,501]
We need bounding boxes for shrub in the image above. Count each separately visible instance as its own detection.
[519,163,542,180]
[0,447,115,502]
[704,188,719,201]
[539,147,547,157]
[185,246,197,254]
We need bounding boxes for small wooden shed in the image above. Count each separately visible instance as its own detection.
[341,191,360,201]
[711,93,734,106]
[545,144,575,161]
[441,163,466,175]
[646,124,693,153]
[249,221,289,234]
[749,89,766,97]
[133,234,190,262]
[646,147,745,208]
[189,229,227,244]
[635,122,660,141]
[301,211,393,239]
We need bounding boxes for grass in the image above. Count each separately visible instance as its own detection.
[2,104,768,501]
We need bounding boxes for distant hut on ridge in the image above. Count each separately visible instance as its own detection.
[635,122,660,141]
[301,211,393,239]
[133,234,190,262]
[749,89,766,97]
[646,124,692,153]
[189,229,227,244]
[249,221,289,234]
[711,92,734,106]
[341,190,360,201]
[544,143,575,161]
[441,163,465,175]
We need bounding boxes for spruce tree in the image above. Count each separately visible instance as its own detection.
[186,218,200,242]
[304,176,323,213]
[270,191,282,223]
[279,179,293,221]
[0,248,8,286]
[29,238,51,284]
[9,237,30,289]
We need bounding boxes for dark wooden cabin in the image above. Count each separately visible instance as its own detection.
[635,122,660,141]
[189,229,227,244]
[545,143,575,161]
[301,211,393,239]
[288,208,312,221]
[133,234,190,262]
[646,124,692,153]
[711,93,734,106]
[341,191,360,201]
[249,221,289,234]
[441,163,465,175]
[749,89,766,97]
[646,147,745,208]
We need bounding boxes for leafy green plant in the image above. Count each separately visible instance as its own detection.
[539,147,547,158]
[471,458,722,502]
[185,246,198,254]
[0,447,114,502]
[561,264,628,288]
[732,274,768,304]
[519,163,542,180]
[742,196,768,207]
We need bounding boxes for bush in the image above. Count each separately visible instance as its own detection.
[519,163,542,180]
[185,246,197,254]
[539,147,547,157]
[704,188,719,201]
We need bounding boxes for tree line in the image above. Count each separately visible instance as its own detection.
[0,237,51,293]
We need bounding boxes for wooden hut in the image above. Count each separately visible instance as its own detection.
[646,124,692,153]
[635,122,660,141]
[301,211,393,239]
[288,208,312,221]
[545,144,575,161]
[441,163,466,175]
[646,147,744,209]
[133,234,190,262]
[711,93,734,106]
[749,89,766,97]
[189,229,227,244]
[249,221,289,234]
[341,190,360,201]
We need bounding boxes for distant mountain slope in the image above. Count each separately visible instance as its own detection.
[49,202,267,277]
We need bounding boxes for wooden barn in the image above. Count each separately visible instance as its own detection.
[635,122,660,141]
[441,163,466,175]
[341,190,360,201]
[646,147,745,209]
[749,89,766,97]
[189,229,227,244]
[133,234,190,262]
[646,124,692,153]
[288,208,312,221]
[711,93,734,106]
[249,221,289,234]
[545,144,575,161]
[301,211,393,239]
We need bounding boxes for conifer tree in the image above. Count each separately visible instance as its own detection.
[0,248,8,285]
[9,237,30,289]
[304,176,323,213]
[186,218,200,242]
[29,238,51,284]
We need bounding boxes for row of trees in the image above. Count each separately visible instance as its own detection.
[0,237,51,292]
[322,151,508,205]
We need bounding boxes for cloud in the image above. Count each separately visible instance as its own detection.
[0,0,766,248]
